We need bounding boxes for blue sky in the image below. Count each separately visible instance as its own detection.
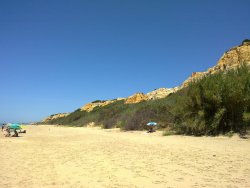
[1,0,250,122]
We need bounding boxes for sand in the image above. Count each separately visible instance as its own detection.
[0,125,250,188]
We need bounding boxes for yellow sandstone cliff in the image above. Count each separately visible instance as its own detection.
[182,40,250,87]
[125,93,148,104]
[146,87,179,100]
[80,98,125,112]
[80,100,115,112]
[42,113,70,123]
[41,40,250,122]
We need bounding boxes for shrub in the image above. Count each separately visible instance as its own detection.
[171,64,250,135]
[162,130,175,136]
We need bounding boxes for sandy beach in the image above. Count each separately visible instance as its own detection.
[0,125,250,188]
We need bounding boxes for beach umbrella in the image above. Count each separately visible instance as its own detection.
[8,123,22,130]
[147,122,157,126]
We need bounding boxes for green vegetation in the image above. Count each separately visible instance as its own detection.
[43,64,250,136]
[242,39,250,45]
[162,130,176,136]
[91,100,106,103]
[172,64,250,136]
[225,131,234,138]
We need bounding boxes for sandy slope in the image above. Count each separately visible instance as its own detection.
[0,125,250,188]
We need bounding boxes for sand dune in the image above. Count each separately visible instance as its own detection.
[0,125,250,188]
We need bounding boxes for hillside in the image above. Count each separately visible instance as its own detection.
[40,40,250,135]
[41,113,70,124]
[182,39,250,87]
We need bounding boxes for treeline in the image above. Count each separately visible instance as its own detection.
[44,64,250,136]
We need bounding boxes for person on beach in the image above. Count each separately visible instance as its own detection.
[1,123,6,131]
[4,126,11,137]
[148,126,153,133]
[13,129,18,137]
[146,122,157,133]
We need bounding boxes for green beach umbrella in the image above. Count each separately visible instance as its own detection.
[9,123,22,130]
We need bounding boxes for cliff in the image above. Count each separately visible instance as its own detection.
[146,87,179,100]
[182,40,250,87]
[125,93,148,104]
[40,40,250,123]
[42,113,70,123]
[81,98,125,112]
[80,100,115,112]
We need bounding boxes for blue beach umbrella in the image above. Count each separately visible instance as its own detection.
[147,122,157,126]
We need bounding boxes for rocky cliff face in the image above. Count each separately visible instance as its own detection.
[146,87,179,100]
[42,113,69,123]
[216,42,250,68]
[80,98,125,112]
[81,88,180,107]
[40,40,250,122]
[182,41,250,87]
[80,100,115,112]
[125,93,148,104]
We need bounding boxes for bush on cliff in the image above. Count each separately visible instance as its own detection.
[172,64,250,135]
